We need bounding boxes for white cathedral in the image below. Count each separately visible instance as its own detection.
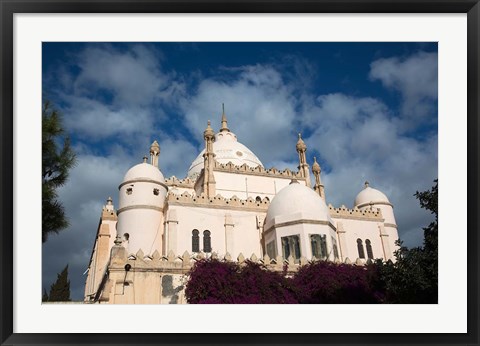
[84,110,399,304]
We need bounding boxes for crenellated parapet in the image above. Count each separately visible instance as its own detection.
[109,247,373,274]
[213,161,305,180]
[166,190,270,211]
[328,204,383,221]
[165,176,195,188]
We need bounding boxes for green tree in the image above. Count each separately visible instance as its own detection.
[42,288,49,302]
[378,179,438,303]
[48,265,71,302]
[42,100,76,242]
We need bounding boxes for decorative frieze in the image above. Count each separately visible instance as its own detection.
[165,176,195,188]
[213,161,305,180]
[328,204,383,221]
[166,191,270,211]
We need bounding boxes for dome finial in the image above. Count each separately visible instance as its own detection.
[143,156,148,163]
[312,156,321,173]
[364,181,370,188]
[204,120,215,139]
[149,140,160,167]
[220,103,230,132]
[296,132,307,152]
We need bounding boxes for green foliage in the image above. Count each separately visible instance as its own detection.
[377,179,438,303]
[42,288,49,302]
[42,100,76,242]
[48,265,71,302]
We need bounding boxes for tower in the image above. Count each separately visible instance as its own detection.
[202,120,216,198]
[296,133,311,188]
[354,181,398,260]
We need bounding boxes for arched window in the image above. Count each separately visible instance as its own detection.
[192,230,199,252]
[203,230,212,252]
[255,196,262,202]
[310,234,327,259]
[357,238,365,259]
[365,239,374,259]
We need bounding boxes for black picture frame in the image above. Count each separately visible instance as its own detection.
[1,1,478,345]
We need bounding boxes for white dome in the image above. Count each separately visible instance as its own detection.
[187,131,263,178]
[354,186,389,207]
[265,181,330,227]
[123,162,165,183]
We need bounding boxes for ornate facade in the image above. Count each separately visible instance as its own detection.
[84,110,399,304]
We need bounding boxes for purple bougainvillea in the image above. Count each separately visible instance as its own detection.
[185,259,385,304]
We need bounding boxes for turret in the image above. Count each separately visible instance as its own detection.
[116,141,168,256]
[296,133,311,188]
[202,120,216,197]
[354,181,398,259]
[312,156,325,201]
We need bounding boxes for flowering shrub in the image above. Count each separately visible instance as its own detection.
[185,259,297,304]
[292,261,384,303]
[185,259,385,304]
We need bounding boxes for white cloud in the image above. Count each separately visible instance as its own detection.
[62,96,157,139]
[369,51,438,125]
[302,92,437,247]
[180,64,300,166]
[74,44,170,106]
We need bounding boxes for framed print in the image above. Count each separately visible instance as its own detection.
[1,1,479,345]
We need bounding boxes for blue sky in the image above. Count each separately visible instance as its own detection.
[42,42,438,301]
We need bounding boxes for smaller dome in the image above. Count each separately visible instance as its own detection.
[354,182,389,207]
[265,180,330,227]
[123,162,165,183]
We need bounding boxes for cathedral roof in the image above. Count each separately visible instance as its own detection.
[123,162,165,183]
[265,180,330,228]
[187,128,263,179]
[354,182,390,207]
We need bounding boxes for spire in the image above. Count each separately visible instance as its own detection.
[220,103,230,132]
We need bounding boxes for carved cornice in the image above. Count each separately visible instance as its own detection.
[264,219,336,235]
[117,205,164,215]
[213,160,305,180]
[165,176,195,188]
[328,204,383,221]
[119,179,168,190]
[166,191,270,212]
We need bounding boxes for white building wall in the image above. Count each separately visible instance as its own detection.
[165,205,264,259]
[117,209,164,256]
[332,218,387,261]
